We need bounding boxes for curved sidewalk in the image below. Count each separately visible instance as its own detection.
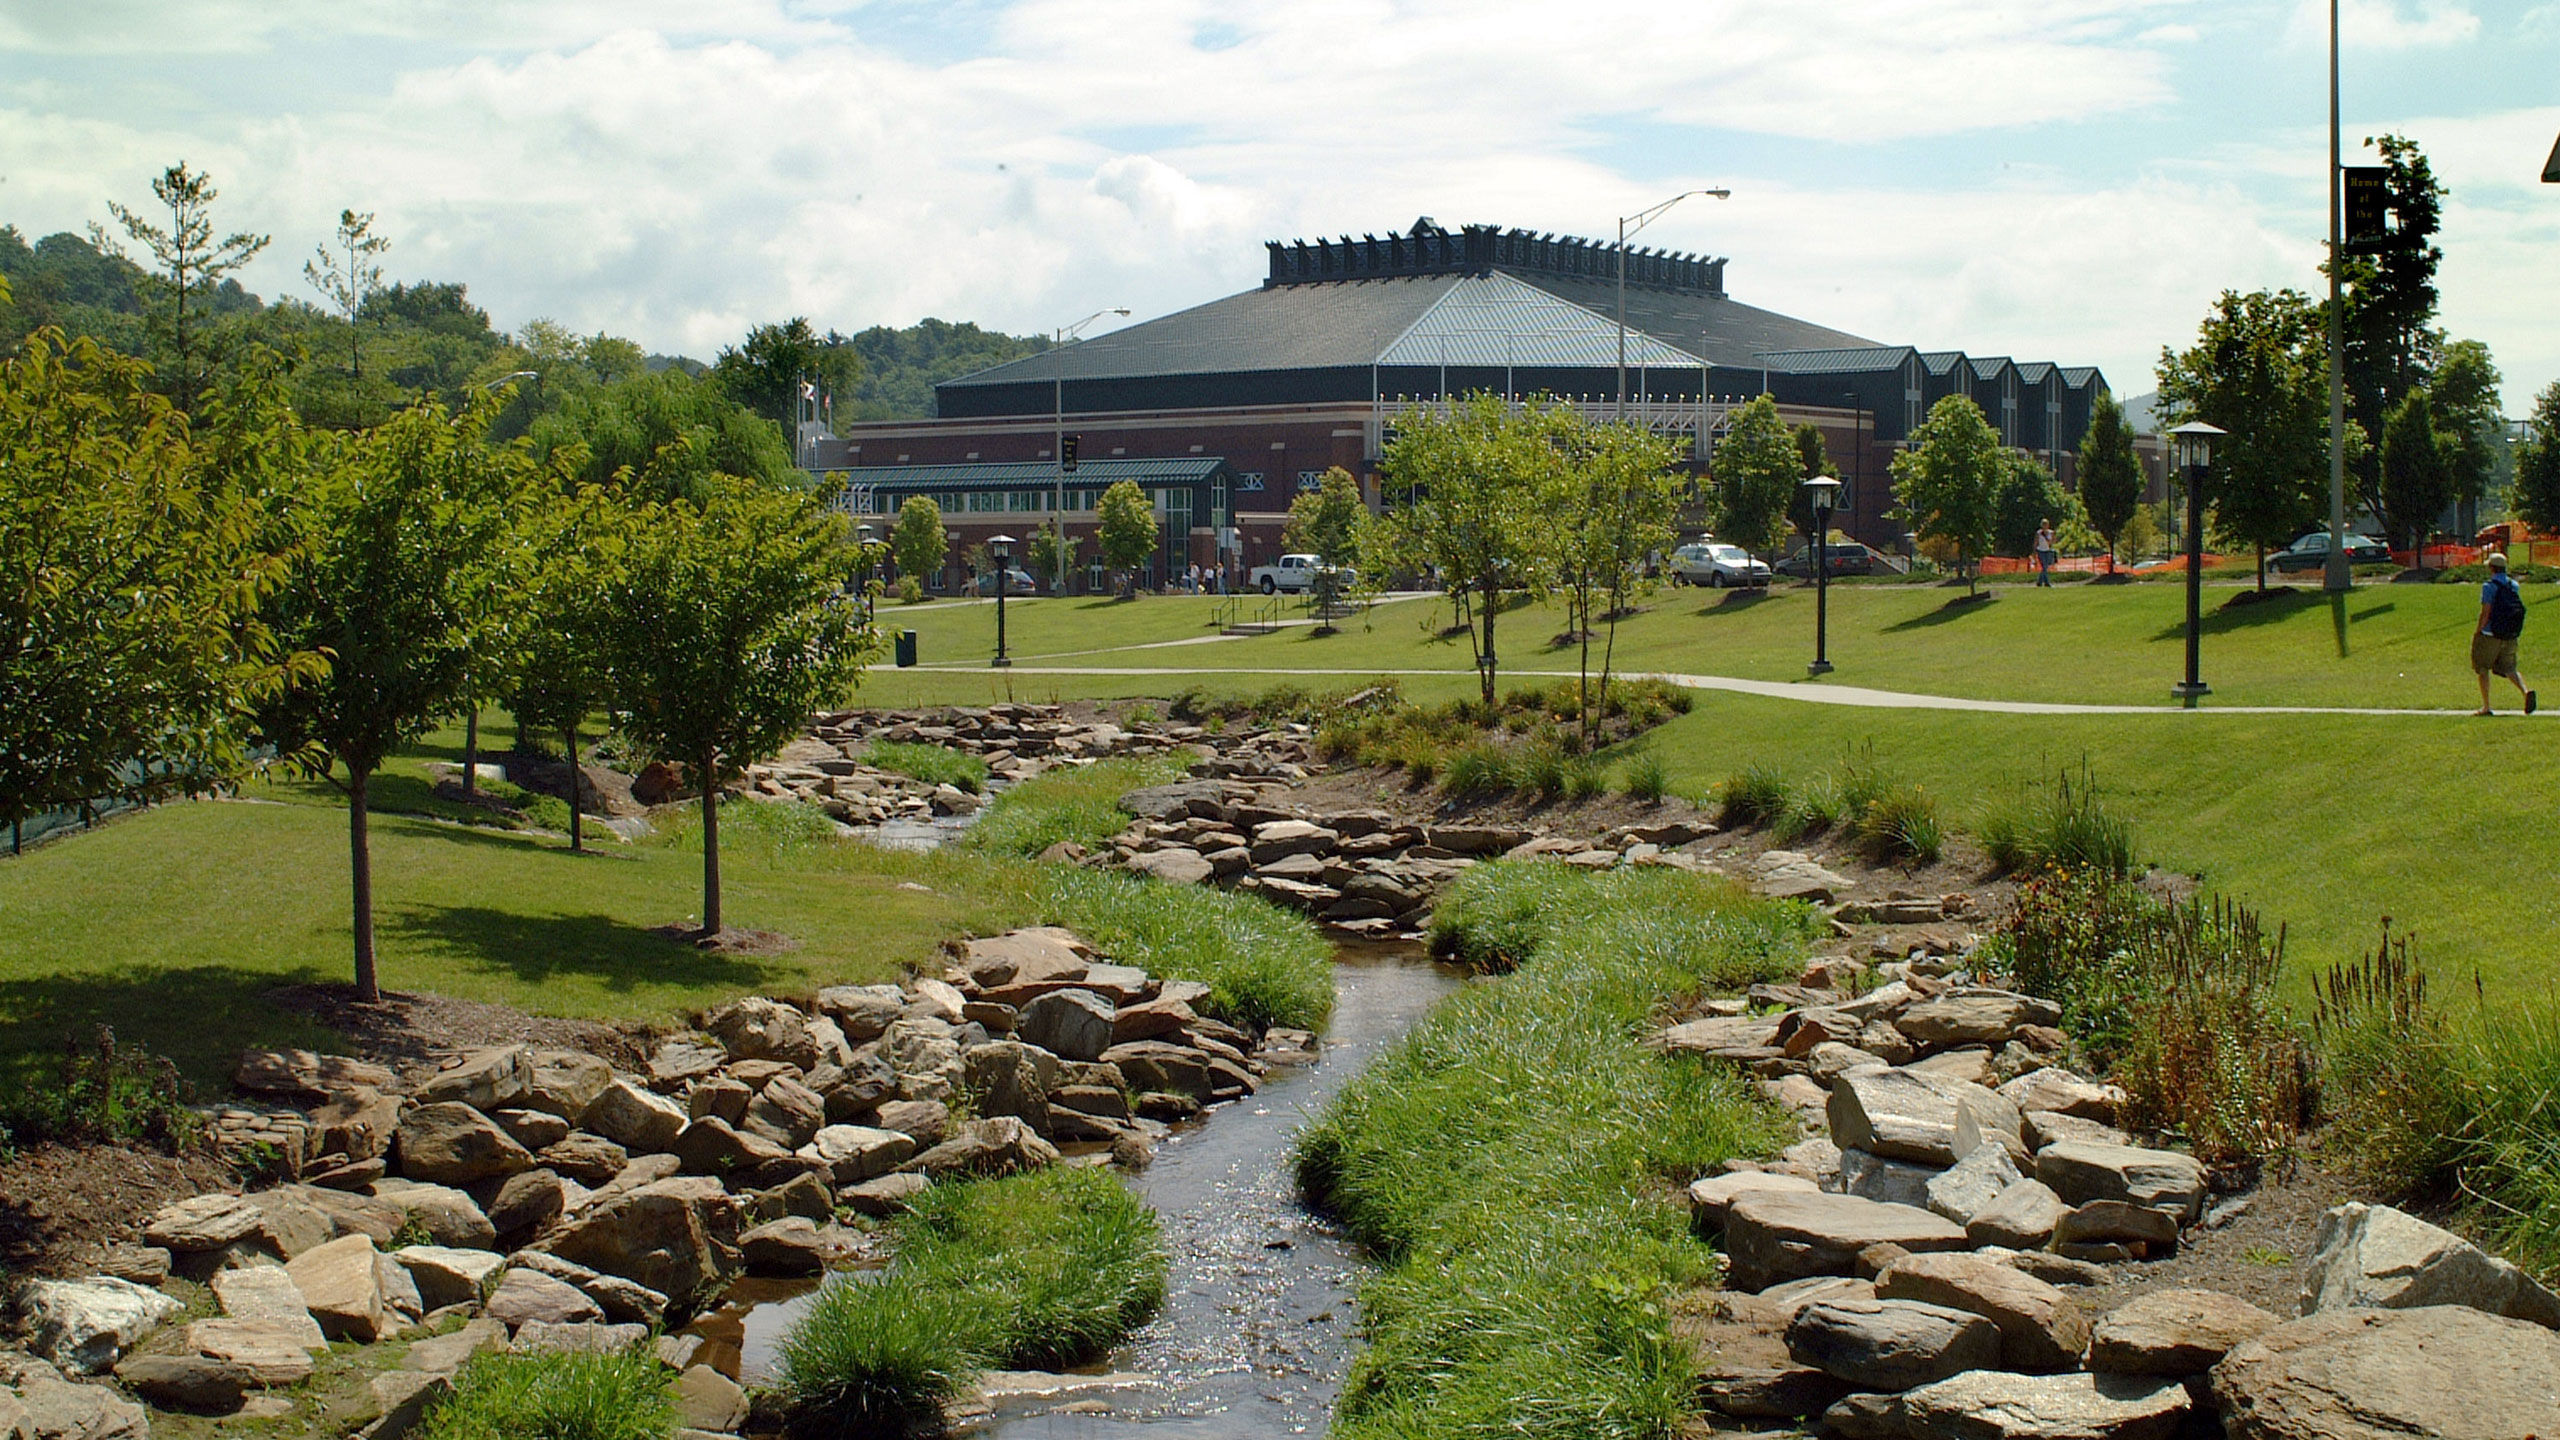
[917,661,2515,718]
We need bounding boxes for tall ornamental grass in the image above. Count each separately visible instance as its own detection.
[418,1347,675,1440]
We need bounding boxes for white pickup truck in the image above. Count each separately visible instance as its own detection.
[1249,553,1356,594]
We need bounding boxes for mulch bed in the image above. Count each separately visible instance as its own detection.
[0,1141,234,1280]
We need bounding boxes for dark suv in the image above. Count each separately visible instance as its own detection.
[1773,541,1876,578]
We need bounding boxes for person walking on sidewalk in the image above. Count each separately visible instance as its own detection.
[2033,519,2057,587]
[2473,552,2535,715]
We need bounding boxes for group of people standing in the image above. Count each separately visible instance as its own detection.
[1177,561,1234,594]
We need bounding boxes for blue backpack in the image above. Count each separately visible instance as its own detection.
[2487,574,2527,640]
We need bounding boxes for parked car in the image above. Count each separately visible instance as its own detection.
[1250,553,1356,594]
[1772,540,1876,578]
[2269,531,2391,573]
[1669,542,1772,589]
[975,567,1038,596]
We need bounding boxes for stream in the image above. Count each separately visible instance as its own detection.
[684,940,1465,1437]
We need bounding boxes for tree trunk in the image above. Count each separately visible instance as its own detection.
[462,709,479,799]
[700,749,721,938]
[349,763,379,1003]
[565,724,583,854]
[1577,586,1595,750]
[1477,576,1500,708]
[1597,584,1624,752]
[2256,544,2268,592]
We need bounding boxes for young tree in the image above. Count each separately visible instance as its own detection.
[1024,520,1077,593]
[2157,289,2327,588]
[598,477,872,936]
[711,318,862,451]
[2512,381,2560,538]
[1283,466,1366,567]
[255,403,533,1001]
[2334,134,2448,531]
[304,210,389,378]
[1890,395,2003,596]
[2077,392,2143,566]
[1784,420,1840,539]
[0,331,309,847]
[1095,480,1159,597]
[2380,388,2454,554]
[506,492,620,853]
[1992,454,2071,560]
[95,162,271,412]
[1709,395,1799,557]
[1556,414,1687,744]
[2431,338,2505,534]
[527,369,799,503]
[889,495,948,590]
[1373,394,1563,705]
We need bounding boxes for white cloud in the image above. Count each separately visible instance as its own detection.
[2284,0,2481,49]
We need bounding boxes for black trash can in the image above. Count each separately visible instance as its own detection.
[895,629,918,668]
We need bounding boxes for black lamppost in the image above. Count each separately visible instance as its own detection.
[2168,421,2224,707]
[989,533,1016,668]
[1804,475,1842,677]
[855,523,878,626]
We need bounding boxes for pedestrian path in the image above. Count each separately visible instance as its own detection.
[911,661,2528,718]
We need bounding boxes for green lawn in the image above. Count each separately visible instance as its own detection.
[855,578,2554,712]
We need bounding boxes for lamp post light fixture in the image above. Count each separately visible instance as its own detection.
[1616,188,1729,418]
[2168,421,2225,707]
[989,533,1016,668]
[1803,475,1843,677]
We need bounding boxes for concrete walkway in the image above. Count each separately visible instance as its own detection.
[909,661,2527,718]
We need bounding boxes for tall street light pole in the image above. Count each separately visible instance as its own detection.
[1051,308,1130,593]
[2170,422,2225,707]
[990,534,1016,668]
[1617,189,1729,419]
[1803,475,1842,677]
[2323,0,2353,594]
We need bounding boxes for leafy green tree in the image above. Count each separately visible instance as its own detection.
[841,319,1050,421]
[527,369,798,502]
[1709,396,1800,556]
[2379,388,2454,552]
[1784,420,1839,537]
[506,491,620,853]
[1992,454,2071,559]
[1095,480,1160,597]
[1373,394,1564,705]
[712,318,861,450]
[2512,382,2560,538]
[303,210,389,378]
[1555,415,1687,743]
[0,330,310,845]
[2077,392,2143,565]
[1024,520,1077,592]
[889,495,948,591]
[1282,467,1366,567]
[2157,288,2327,588]
[597,477,872,935]
[95,162,271,412]
[2333,134,2447,531]
[255,403,534,1001]
[1891,395,2004,596]
[2430,338,2504,532]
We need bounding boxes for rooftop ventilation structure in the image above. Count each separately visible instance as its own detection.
[1265,220,1727,297]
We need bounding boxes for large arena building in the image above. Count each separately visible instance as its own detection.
[814,218,2127,590]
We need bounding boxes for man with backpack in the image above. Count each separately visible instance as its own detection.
[2472,552,2534,716]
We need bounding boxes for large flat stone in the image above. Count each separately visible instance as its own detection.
[483,1267,606,1327]
[2034,1140,2206,1221]
[209,1265,327,1349]
[391,1246,508,1311]
[185,1318,320,1383]
[2090,1288,2281,1376]
[1689,1171,1819,1228]
[1874,1251,2089,1373]
[1967,1179,2068,1250]
[1896,1369,2189,1440]
[1723,1192,1973,1293]
[16,1277,181,1375]
[2210,1305,2560,1440]
[1784,1297,2001,1391]
[1891,988,2061,1048]
[285,1233,386,1342]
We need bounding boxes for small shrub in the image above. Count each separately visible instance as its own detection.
[1440,743,1516,799]
[521,794,577,833]
[0,1027,206,1154]
[2113,896,2311,1166]
[419,1346,673,1440]
[865,740,991,795]
[964,757,1182,858]
[1771,775,1842,844]
[1562,753,1607,802]
[1856,785,1943,865]
[2310,921,2464,1192]
[894,575,925,604]
[1981,868,2158,1062]
[1519,739,1568,800]
[1123,703,1158,726]
[1978,765,2136,877]
[1621,754,1668,803]
[1716,765,1790,828]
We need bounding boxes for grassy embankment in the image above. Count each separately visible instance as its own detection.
[0,719,1333,1089]
[1296,860,1805,1440]
[774,1167,1167,1434]
[416,1346,675,1440]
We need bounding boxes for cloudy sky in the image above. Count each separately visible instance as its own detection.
[4,0,2556,408]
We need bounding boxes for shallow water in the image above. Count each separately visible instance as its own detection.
[708,941,1465,1437]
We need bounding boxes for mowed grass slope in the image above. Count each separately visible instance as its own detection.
[862,579,2556,712]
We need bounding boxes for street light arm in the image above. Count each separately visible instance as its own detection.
[1619,188,1733,239]
[1055,308,1133,345]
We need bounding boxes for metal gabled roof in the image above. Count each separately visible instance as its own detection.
[1510,271,1879,369]
[942,276,1465,389]
[1377,271,1703,368]
[2059,366,2102,389]
[1753,345,1920,375]
[1918,350,1968,376]
[1968,356,2013,381]
[2014,361,2056,384]
[826,456,1230,489]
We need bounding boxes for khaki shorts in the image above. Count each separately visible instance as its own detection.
[2473,631,2520,678]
